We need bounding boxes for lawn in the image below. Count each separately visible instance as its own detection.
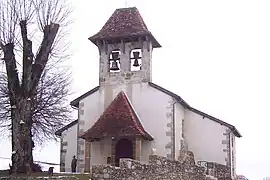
[0,170,91,180]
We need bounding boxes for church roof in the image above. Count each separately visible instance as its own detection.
[89,7,161,48]
[80,91,153,141]
[70,83,242,138]
[55,119,78,136]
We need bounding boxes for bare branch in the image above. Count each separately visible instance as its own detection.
[0,0,72,173]
[31,67,72,142]
[31,23,60,93]
[0,67,72,142]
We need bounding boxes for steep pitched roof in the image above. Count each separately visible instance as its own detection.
[80,91,153,141]
[70,83,241,138]
[89,7,161,48]
[55,119,78,136]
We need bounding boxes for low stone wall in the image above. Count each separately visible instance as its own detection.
[0,176,79,180]
[206,162,231,180]
[92,151,222,180]
[214,163,231,179]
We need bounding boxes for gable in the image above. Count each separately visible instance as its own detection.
[80,91,153,141]
[69,83,241,138]
[148,82,242,138]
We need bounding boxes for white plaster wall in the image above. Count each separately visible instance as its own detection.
[174,103,185,158]
[99,83,173,162]
[76,81,232,166]
[90,137,112,166]
[141,139,152,163]
[184,110,227,165]
[79,90,103,134]
[78,82,172,164]
[77,90,105,171]
[131,83,172,161]
[62,124,78,172]
[132,83,170,160]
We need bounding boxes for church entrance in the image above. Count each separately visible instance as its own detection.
[115,138,133,167]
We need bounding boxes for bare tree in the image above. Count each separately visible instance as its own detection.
[0,0,72,174]
[0,68,72,141]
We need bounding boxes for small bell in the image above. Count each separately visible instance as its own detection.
[133,51,140,59]
[132,51,141,67]
[133,59,140,67]
[110,51,120,71]
[110,60,120,71]
[111,51,120,60]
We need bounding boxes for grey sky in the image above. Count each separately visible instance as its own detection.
[0,0,269,179]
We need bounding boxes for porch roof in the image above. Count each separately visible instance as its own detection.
[80,91,153,141]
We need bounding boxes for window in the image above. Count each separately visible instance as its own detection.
[109,49,121,72]
[130,49,142,71]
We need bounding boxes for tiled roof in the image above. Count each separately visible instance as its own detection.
[80,91,153,141]
[89,7,161,48]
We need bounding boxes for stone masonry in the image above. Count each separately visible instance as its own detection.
[0,177,79,180]
[98,41,153,86]
[59,137,67,172]
[92,150,232,180]
[77,101,85,172]
[222,128,231,167]
[165,99,175,160]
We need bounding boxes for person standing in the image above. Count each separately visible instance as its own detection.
[71,155,77,173]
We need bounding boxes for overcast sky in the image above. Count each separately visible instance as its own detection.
[1,0,270,179]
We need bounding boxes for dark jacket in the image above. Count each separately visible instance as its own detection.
[71,158,77,168]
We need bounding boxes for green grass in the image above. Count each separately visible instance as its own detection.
[65,174,91,180]
[55,173,91,180]
[0,170,91,180]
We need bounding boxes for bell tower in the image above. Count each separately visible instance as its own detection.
[89,7,161,86]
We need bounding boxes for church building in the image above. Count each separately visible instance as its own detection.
[55,6,241,178]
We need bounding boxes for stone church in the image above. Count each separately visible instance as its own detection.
[55,6,241,178]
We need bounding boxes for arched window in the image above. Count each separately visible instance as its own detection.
[109,49,121,72]
[130,49,142,71]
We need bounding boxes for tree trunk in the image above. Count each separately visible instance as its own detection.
[3,43,33,174]
[12,99,33,174]
[4,22,59,174]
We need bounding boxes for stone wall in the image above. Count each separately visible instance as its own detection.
[212,163,231,180]
[92,151,231,180]
[0,176,79,180]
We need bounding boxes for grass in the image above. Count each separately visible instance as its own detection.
[55,173,91,180]
[0,170,91,180]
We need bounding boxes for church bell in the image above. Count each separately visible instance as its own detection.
[132,51,141,67]
[133,59,140,67]
[110,51,120,71]
[110,60,120,71]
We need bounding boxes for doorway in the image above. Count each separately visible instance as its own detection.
[115,138,133,166]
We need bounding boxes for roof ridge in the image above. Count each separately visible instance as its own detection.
[115,7,137,10]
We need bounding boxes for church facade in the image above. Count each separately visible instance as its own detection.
[55,7,241,178]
